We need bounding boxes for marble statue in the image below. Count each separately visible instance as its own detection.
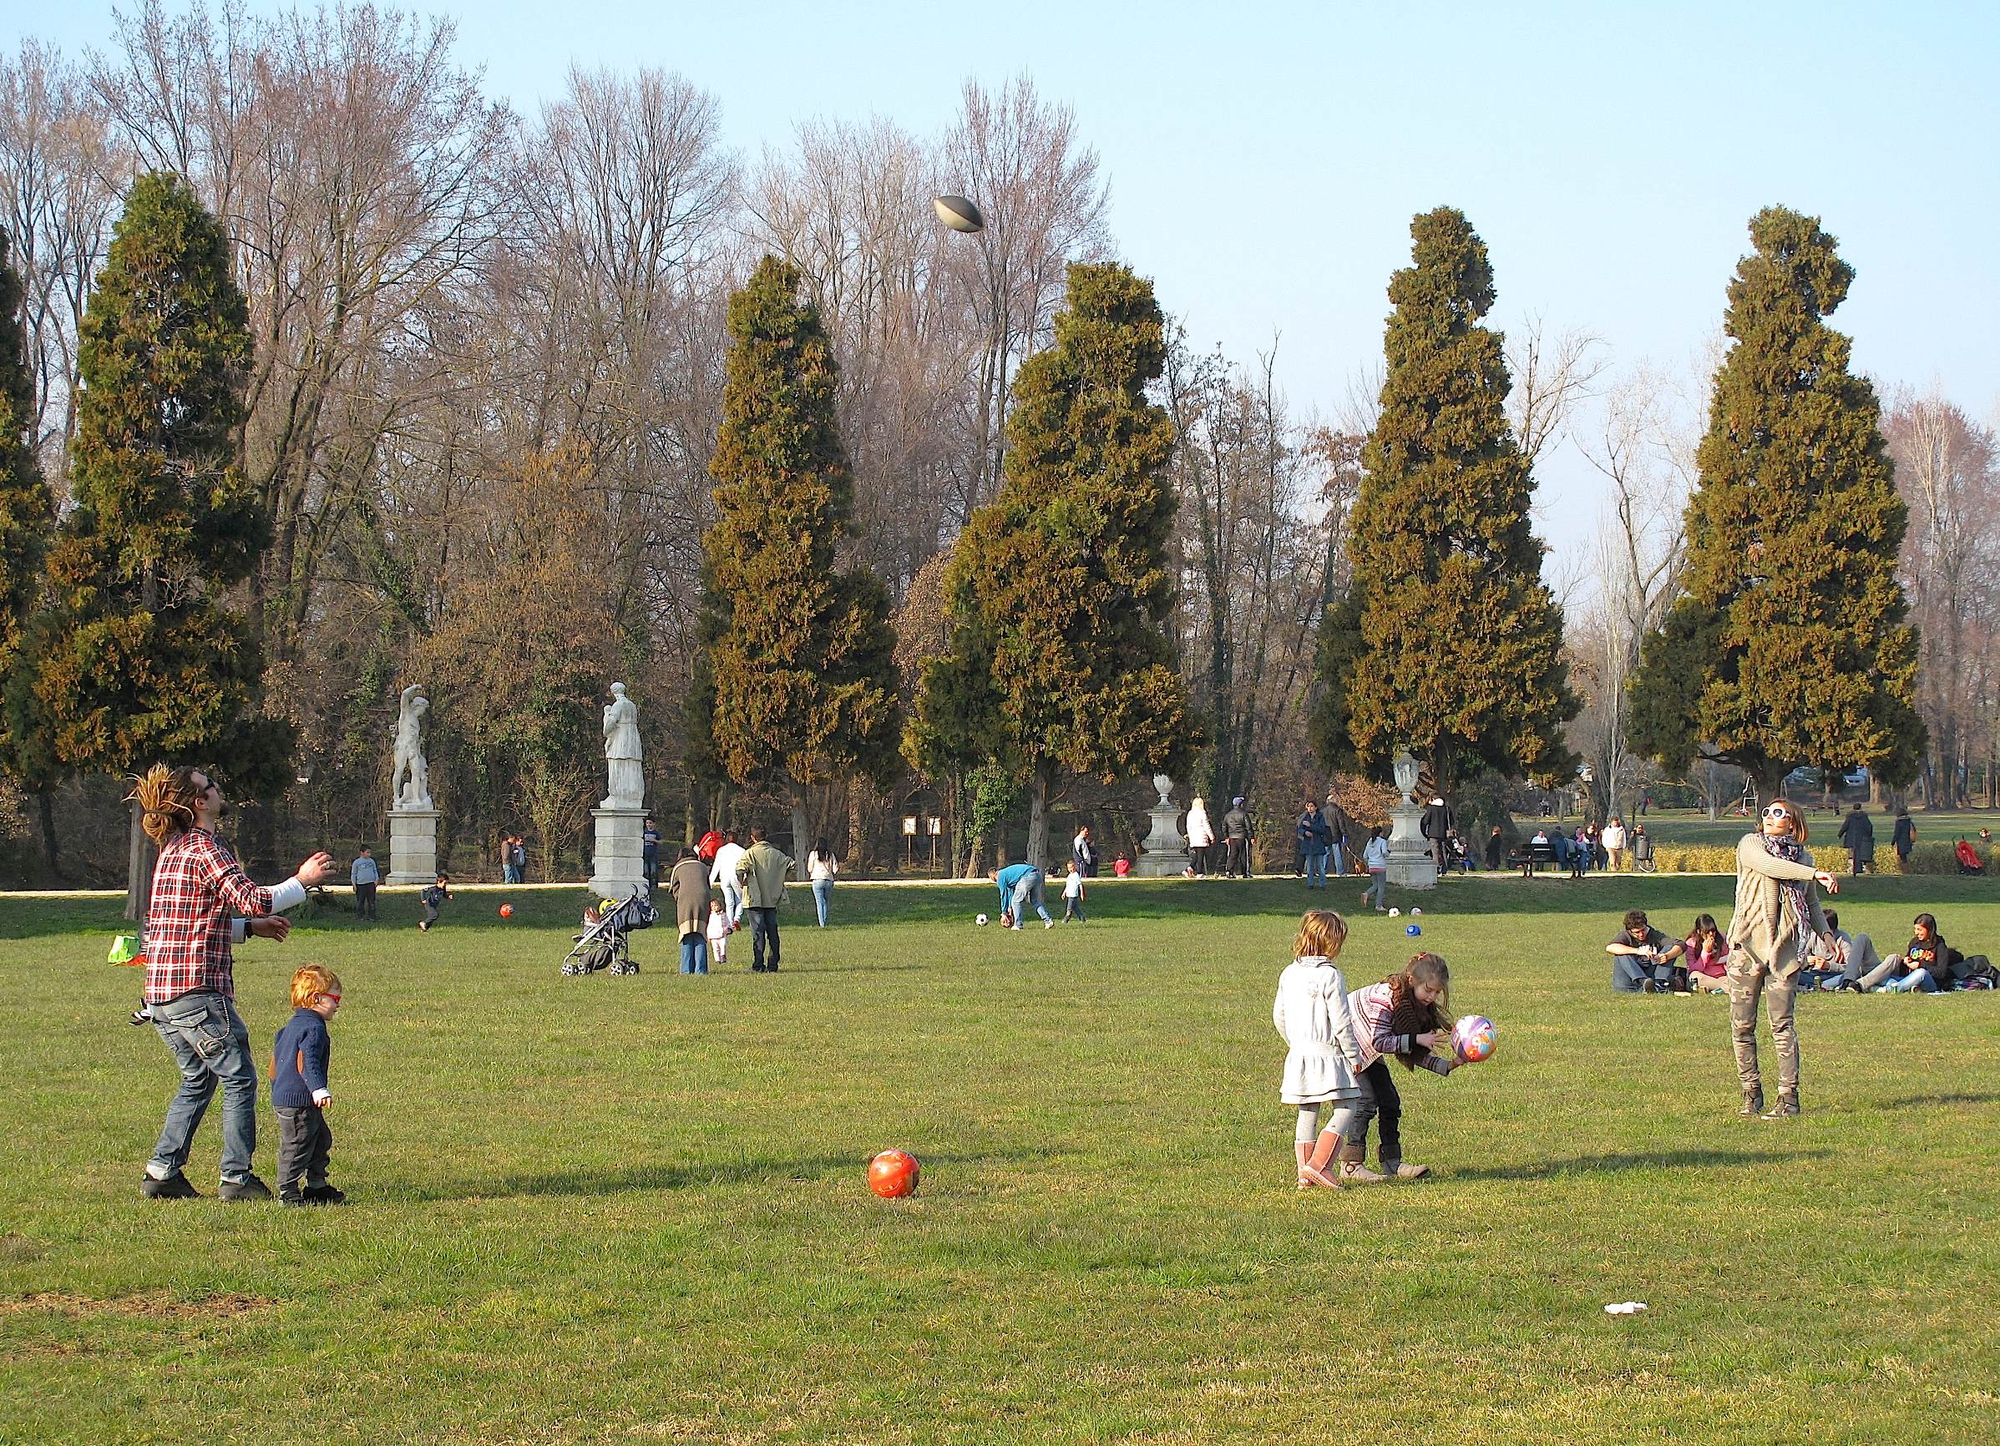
[601,683,644,809]
[1152,773,1175,807]
[1393,749,1420,804]
[391,685,431,811]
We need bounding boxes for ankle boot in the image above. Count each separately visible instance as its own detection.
[1300,1132,1341,1189]
[1760,1091,1800,1119]
[1738,1089,1764,1118]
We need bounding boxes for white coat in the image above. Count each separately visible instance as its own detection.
[1273,956,1365,1105]
[1186,804,1215,849]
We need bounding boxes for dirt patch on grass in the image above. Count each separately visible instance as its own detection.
[1,1290,276,1321]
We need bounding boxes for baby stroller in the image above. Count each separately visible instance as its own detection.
[561,892,657,976]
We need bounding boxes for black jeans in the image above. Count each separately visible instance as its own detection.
[353,882,376,919]
[1350,1058,1403,1164]
[748,906,781,971]
[275,1105,333,1195]
[1226,838,1250,877]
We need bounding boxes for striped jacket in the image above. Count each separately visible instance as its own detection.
[1347,980,1454,1076]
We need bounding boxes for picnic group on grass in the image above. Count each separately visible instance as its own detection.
[122,756,1987,1204]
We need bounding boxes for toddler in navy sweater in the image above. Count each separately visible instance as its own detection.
[272,965,344,1206]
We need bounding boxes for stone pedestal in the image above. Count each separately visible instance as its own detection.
[1135,801,1191,877]
[588,806,648,899]
[386,808,440,886]
[1384,800,1438,889]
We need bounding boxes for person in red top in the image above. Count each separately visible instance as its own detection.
[696,827,725,864]
[133,764,333,1201]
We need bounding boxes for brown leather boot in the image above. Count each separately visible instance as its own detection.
[1760,1091,1800,1119]
[1737,1089,1764,1118]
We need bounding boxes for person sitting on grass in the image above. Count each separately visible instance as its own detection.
[1682,914,1729,993]
[1607,908,1687,992]
[1858,913,1956,993]
[1800,909,1883,992]
[418,874,452,933]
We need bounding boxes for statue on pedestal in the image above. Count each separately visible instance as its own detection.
[601,683,644,810]
[1393,750,1420,804]
[391,685,431,811]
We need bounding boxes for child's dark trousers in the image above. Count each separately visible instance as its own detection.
[275,1106,334,1196]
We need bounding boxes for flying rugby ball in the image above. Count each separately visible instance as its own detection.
[934,194,984,233]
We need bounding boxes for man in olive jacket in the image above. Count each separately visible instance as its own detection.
[734,826,794,973]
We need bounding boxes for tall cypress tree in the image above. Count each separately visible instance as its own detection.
[0,228,50,731]
[1629,206,1921,797]
[694,256,902,831]
[5,174,290,912]
[908,262,1198,867]
[1312,207,1576,792]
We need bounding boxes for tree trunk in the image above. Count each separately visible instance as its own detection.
[1025,768,1049,870]
[125,801,153,922]
[790,790,809,865]
[36,791,62,886]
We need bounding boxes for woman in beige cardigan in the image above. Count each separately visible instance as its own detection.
[1728,799,1838,1118]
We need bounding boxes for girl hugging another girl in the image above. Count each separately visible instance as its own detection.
[1340,952,1458,1182]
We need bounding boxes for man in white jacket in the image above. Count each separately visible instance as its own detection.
[709,830,748,927]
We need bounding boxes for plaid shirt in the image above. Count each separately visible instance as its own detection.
[143,829,297,1005]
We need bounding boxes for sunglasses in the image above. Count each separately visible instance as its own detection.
[1762,804,1794,821]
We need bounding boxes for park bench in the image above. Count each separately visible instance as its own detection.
[1507,840,1560,877]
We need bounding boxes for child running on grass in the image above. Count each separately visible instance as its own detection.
[1273,909,1364,1190]
[705,898,731,967]
[271,965,345,1207]
[1062,861,1087,922]
[418,874,452,932]
[1338,952,1459,1183]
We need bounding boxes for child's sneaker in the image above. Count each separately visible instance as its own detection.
[303,1184,347,1205]
[141,1172,199,1200]
[279,1190,308,1208]
[218,1174,273,1202]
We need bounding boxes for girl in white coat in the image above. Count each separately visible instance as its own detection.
[1273,909,1365,1189]
[1185,797,1216,876]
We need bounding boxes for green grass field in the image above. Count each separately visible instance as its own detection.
[1579,807,1996,851]
[4,871,1998,1444]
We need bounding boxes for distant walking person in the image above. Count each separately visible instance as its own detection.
[131,764,334,1202]
[1062,860,1087,921]
[1297,802,1333,889]
[1072,825,1098,878]
[711,829,748,926]
[349,846,379,921]
[735,827,794,972]
[1838,803,1875,875]
[1728,799,1837,1119]
[419,874,453,932]
[1185,797,1216,877]
[1892,807,1915,866]
[1361,827,1390,913]
[1223,797,1253,878]
[807,839,839,927]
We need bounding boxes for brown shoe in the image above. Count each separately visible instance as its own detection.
[1738,1091,1764,1118]
[1760,1093,1800,1119]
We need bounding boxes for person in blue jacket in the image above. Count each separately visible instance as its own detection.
[991,861,1054,930]
[272,965,346,1207]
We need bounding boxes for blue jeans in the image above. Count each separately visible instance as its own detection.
[149,991,259,1182]
[1010,875,1053,926]
[1885,968,1938,992]
[680,935,709,974]
[748,906,781,969]
[812,878,833,926]
[1304,850,1327,887]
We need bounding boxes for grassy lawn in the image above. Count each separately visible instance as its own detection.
[1568,807,1997,851]
[3,871,1997,1444]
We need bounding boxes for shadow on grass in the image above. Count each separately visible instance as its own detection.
[1451,1147,1832,1182]
[410,1143,1061,1201]
[1881,1092,2000,1108]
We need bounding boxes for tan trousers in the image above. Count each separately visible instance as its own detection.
[1728,946,1802,1097]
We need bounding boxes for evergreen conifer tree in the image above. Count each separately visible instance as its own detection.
[908,262,1197,866]
[1312,207,1576,792]
[4,174,290,911]
[0,229,51,744]
[695,257,902,824]
[1629,206,1921,796]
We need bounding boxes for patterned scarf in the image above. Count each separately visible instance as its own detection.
[1761,830,1812,938]
[1386,974,1446,1070]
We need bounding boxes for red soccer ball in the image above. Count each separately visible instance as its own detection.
[498,903,514,919]
[867,1149,920,1199]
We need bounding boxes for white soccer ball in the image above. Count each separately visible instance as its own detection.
[976,913,989,926]
[1388,907,1401,918]
[1411,907,1423,916]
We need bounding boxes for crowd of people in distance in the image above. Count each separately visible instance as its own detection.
[1608,903,1992,994]
[1527,817,1651,875]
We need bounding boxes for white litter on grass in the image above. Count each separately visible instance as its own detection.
[1604,1301,1648,1315]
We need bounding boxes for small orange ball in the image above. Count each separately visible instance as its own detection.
[498,903,514,918]
[867,1149,920,1199]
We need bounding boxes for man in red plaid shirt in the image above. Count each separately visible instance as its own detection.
[135,764,334,1201]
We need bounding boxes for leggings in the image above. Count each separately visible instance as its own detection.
[1295,1097,1363,1144]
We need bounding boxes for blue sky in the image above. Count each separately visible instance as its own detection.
[14,1,1999,563]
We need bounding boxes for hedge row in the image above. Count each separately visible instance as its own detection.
[1643,841,1998,876]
